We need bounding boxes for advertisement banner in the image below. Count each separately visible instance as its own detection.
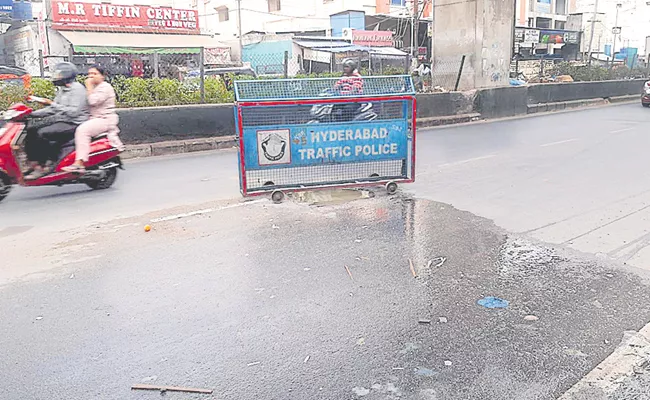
[243,120,409,169]
[352,30,393,47]
[536,0,551,13]
[38,8,49,66]
[52,1,199,34]
[204,47,230,65]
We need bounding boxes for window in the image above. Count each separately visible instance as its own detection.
[535,17,552,28]
[555,0,567,15]
[268,0,281,12]
[528,17,534,27]
[554,20,565,30]
[216,6,229,22]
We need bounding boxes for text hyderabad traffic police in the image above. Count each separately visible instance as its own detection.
[297,127,399,161]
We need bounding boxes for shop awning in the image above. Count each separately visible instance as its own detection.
[369,47,408,57]
[59,31,228,55]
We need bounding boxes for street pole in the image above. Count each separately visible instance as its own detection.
[611,3,621,69]
[587,0,598,65]
[237,0,243,66]
[412,0,419,59]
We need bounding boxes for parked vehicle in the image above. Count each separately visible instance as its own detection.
[0,65,31,91]
[0,102,122,203]
[642,81,650,108]
[308,89,378,123]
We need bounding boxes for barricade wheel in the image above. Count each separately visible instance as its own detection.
[271,190,285,204]
[386,182,398,195]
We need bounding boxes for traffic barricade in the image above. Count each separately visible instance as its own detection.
[233,75,416,202]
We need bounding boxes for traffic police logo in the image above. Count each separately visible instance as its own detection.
[257,129,291,166]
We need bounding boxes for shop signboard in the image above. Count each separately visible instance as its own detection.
[204,47,230,65]
[351,30,393,47]
[37,8,49,67]
[514,28,525,43]
[11,26,34,53]
[539,30,580,45]
[52,2,200,34]
[0,0,11,15]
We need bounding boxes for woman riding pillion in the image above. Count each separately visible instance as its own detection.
[63,65,124,173]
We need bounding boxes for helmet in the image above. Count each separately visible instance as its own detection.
[51,62,78,86]
[342,58,358,71]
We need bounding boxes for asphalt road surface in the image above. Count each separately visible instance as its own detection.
[2,103,650,400]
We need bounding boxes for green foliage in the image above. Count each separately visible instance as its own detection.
[0,83,28,111]
[31,78,56,99]
[550,62,650,82]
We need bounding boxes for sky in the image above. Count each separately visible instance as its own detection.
[576,0,649,51]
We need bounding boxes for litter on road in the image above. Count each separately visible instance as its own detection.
[345,265,354,280]
[409,258,417,277]
[247,361,261,366]
[131,384,213,394]
[418,319,432,324]
[439,317,448,324]
[477,297,509,309]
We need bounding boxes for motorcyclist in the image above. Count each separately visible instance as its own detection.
[333,58,364,96]
[24,62,89,180]
[332,59,365,122]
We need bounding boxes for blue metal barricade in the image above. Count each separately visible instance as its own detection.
[234,76,416,198]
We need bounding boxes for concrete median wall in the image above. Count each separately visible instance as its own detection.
[117,79,644,144]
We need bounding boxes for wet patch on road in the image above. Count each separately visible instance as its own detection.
[2,194,650,399]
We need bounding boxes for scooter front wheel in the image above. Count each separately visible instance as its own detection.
[86,167,118,190]
[0,172,12,203]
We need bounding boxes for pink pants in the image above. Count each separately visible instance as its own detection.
[75,115,122,162]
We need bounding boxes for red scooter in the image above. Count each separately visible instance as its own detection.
[0,102,123,203]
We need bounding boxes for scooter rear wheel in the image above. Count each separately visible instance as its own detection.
[86,167,118,190]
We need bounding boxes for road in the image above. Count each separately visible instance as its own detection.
[2,103,650,399]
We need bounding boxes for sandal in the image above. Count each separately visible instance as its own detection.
[24,169,47,181]
[62,164,86,173]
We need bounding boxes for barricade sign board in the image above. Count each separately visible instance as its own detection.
[234,76,416,196]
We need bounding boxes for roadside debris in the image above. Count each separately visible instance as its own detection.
[477,297,509,309]
[35,316,43,321]
[144,225,151,232]
[444,360,453,366]
[247,362,261,367]
[345,265,354,280]
[69,273,74,279]
[418,319,432,325]
[357,337,366,346]
[408,259,417,278]
[438,317,448,324]
[303,356,310,363]
[430,257,447,268]
[524,315,539,321]
[414,367,436,377]
[131,384,213,394]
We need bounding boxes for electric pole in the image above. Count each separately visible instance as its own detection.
[412,0,419,59]
[237,0,243,65]
[586,0,598,65]
[611,3,621,69]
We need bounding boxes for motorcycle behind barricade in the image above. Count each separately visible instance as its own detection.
[307,89,378,123]
[0,100,123,203]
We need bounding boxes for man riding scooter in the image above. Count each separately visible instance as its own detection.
[24,62,89,180]
[332,58,366,121]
